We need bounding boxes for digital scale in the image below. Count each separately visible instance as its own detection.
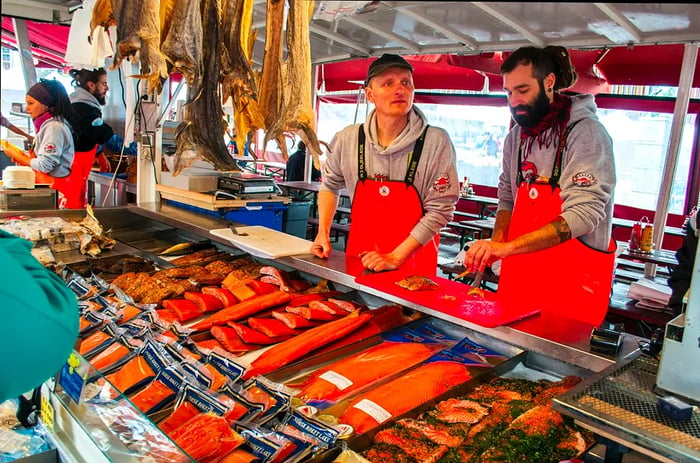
[217,173,279,198]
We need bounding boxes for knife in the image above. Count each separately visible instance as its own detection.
[467,271,485,297]
[229,224,248,236]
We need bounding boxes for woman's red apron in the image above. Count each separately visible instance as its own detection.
[52,146,97,209]
[497,123,616,326]
[345,125,438,275]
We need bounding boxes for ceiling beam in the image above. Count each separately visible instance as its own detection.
[471,2,545,48]
[342,15,421,53]
[392,4,478,50]
[593,3,643,43]
[309,24,372,56]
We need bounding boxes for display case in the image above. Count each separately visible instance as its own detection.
[1,204,649,462]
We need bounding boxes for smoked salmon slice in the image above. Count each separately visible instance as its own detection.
[271,310,321,329]
[191,291,291,330]
[243,311,372,379]
[285,305,337,321]
[298,342,438,403]
[339,361,471,434]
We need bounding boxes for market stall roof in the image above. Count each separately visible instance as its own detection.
[2,2,700,89]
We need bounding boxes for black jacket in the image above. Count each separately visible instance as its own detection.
[286,150,321,182]
[70,94,113,152]
[668,216,698,314]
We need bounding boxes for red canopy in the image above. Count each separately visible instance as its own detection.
[318,44,699,94]
[318,54,488,92]
[1,17,69,68]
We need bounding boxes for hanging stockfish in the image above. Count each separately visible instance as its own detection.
[107,0,169,95]
[172,0,240,174]
[270,0,325,167]
[258,0,289,159]
[221,0,265,155]
[160,0,204,102]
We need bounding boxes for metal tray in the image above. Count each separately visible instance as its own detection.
[265,316,524,386]
[309,349,594,462]
[553,352,700,463]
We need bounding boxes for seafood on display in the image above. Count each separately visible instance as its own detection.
[395,275,440,291]
[360,375,593,463]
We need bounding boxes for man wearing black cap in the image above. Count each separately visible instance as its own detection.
[311,54,459,274]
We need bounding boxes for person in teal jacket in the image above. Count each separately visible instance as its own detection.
[0,230,79,401]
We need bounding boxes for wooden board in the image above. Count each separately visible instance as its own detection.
[355,269,540,328]
[156,184,290,211]
[210,226,313,259]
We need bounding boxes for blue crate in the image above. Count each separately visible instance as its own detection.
[166,200,287,231]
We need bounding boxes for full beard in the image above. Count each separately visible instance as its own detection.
[510,84,550,128]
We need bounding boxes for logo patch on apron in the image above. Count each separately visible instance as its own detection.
[433,174,450,193]
[379,185,391,196]
[529,187,539,199]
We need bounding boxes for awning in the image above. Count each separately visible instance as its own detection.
[1,17,69,68]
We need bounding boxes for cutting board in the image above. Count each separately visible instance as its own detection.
[210,226,313,259]
[355,270,540,328]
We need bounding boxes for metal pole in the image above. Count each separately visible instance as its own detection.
[12,18,37,89]
[644,42,699,279]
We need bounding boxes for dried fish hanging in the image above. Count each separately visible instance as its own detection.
[221,0,265,157]
[106,0,169,95]
[272,0,324,168]
[160,0,203,103]
[171,0,240,174]
[257,0,288,159]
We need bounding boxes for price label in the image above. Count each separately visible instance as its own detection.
[57,352,87,405]
[40,394,54,433]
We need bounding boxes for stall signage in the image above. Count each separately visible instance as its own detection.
[57,352,87,405]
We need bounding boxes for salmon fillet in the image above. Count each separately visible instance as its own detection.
[298,342,438,403]
[340,361,471,434]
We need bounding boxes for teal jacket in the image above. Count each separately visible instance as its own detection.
[0,230,79,400]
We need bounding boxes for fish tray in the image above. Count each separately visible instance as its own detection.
[265,316,523,387]
[67,254,159,281]
[309,349,594,462]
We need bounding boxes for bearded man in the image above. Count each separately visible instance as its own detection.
[67,67,115,208]
[465,46,617,325]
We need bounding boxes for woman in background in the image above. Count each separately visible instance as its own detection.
[7,79,78,208]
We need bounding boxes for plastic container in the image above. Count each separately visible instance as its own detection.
[283,200,311,238]
[166,200,287,231]
[3,166,35,189]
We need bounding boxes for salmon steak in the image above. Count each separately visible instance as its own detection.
[395,275,439,291]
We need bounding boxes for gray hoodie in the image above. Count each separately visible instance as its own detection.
[321,106,459,245]
[498,93,616,250]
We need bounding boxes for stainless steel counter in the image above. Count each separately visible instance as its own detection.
[126,202,641,373]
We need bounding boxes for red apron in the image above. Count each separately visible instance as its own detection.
[497,124,616,326]
[52,146,97,209]
[345,125,438,275]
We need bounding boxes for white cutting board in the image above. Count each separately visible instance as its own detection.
[210,226,314,259]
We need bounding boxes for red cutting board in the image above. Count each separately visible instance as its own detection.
[355,270,540,328]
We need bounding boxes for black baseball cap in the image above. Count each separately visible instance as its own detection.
[365,54,414,86]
